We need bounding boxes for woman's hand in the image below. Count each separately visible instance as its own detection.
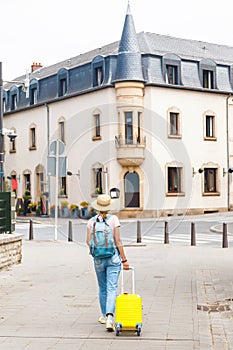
[123,261,130,270]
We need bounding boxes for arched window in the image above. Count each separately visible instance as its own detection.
[124,171,140,208]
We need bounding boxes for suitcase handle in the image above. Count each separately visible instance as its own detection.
[121,267,135,294]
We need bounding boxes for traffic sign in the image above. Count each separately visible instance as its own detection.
[47,156,67,177]
[50,140,65,156]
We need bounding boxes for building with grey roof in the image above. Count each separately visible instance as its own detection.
[2,3,233,218]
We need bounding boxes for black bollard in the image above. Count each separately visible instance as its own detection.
[29,219,34,240]
[137,220,142,243]
[68,220,73,242]
[164,221,169,244]
[222,222,228,248]
[191,222,196,246]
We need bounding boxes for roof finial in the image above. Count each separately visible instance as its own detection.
[126,0,131,15]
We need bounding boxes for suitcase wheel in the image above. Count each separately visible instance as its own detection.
[136,323,142,336]
[115,323,122,336]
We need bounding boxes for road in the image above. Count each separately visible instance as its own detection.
[15,212,233,247]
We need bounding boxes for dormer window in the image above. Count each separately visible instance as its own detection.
[166,65,178,85]
[199,59,216,89]
[59,78,67,97]
[92,56,105,87]
[57,68,68,97]
[163,54,181,86]
[11,94,17,111]
[30,87,37,105]
[9,86,18,111]
[203,70,214,89]
[94,67,103,86]
[29,79,39,105]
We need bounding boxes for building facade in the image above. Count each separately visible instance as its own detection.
[3,4,233,218]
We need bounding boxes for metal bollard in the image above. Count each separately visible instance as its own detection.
[137,220,142,243]
[164,221,169,244]
[191,222,196,246]
[68,220,73,242]
[29,219,34,240]
[222,222,228,248]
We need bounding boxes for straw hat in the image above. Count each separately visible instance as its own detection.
[91,194,112,212]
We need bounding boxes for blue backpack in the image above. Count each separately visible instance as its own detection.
[89,214,115,259]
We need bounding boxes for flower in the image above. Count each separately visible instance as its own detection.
[80,201,89,207]
[60,201,69,208]
[70,203,78,210]
[28,201,37,209]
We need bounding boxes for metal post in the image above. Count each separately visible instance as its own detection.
[164,221,169,244]
[29,219,34,240]
[191,222,196,246]
[137,220,141,243]
[0,62,4,192]
[222,222,228,248]
[68,220,73,242]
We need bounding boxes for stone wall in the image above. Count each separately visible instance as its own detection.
[0,234,23,270]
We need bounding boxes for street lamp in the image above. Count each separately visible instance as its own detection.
[67,170,80,178]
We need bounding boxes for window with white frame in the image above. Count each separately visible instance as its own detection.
[203,70,214,89]
[125,111,133,144]
[59,177,67,196]
[29,126,36,149]
[204,168,217,193]
[166,65,178,85]
[93,167,103,195]
[11,94,17,111]
[59,78,67,97]
[169,112,180,136]
[30,87,38,105]
[23,172,31,193]
[167,166,183,193]
[59,120,65,143]
[93,113,101,139]
[205,114,216,139]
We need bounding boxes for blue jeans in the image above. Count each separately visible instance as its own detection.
[94,250,121,316]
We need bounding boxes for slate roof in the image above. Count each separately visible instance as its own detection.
[4,6,233,91]
[113,2,144,82]
[10,33,233,84]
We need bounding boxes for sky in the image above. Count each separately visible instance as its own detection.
[1,0,233,81]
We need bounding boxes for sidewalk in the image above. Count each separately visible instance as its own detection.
[1,238,233,349]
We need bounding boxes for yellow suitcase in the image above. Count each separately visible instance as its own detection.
[115,267,142,336]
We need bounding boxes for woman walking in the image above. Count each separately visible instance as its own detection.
[86,194,129,331]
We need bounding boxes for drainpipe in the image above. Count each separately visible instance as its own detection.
[226,94,232,211]
[45,103,50,210]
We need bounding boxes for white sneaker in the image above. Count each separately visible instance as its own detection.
[98,315,107,324]
[106,315,114,332]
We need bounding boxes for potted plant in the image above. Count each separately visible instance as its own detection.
[17,207,24,216]
[60,201,69,217]
[28,201,37,213]
[23,190,31,215]
[80,201,90,219]
[50,205,55,217]
[95,187,102,194]
[70,204,79,218]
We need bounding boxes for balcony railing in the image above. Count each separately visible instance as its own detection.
[115,135,146,147]
[115,135,146,166]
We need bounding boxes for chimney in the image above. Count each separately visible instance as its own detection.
[31,62,42,72]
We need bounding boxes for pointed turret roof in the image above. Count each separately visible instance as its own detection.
[113,2,144,83]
